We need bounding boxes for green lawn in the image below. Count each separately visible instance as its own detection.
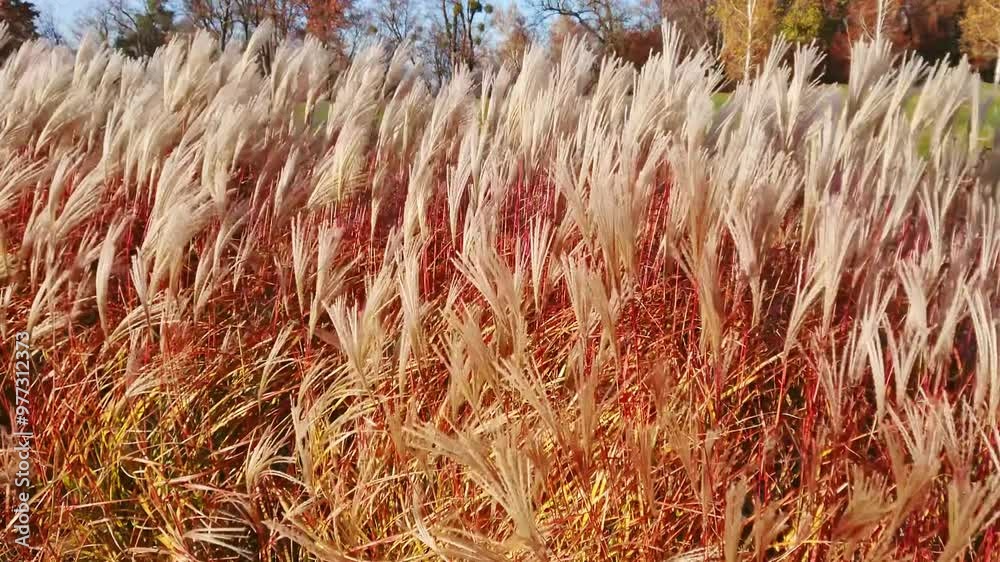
[903,83,1000,153]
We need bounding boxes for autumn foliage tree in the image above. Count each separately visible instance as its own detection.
[906,0,963,64]
[779,0,826,43]
[961,0,1000,82]
[714,0,783,81]
[493,3,532,69]
[710,0,966,84]
[811,0,963,82]
[547,14,590,62]
[614,26,662,66]
[304,0,352,49]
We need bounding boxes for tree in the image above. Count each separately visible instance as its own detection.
[493,2,532,69]
[181,0,321,50]
[113,0,175,57]
[842,0,911,45]
[372,0,419,52]
[75,0,175,57]
[532,0,674,66]
[905,0,963,64]
[339,5,375,60]
[233,0,304,39]
[419,19,454,88]
[660,0,719,51]
[961,0,1000,83]
[74,2,115,43]
[714,0,782,81]
[612,0,664,65]
[547,14,590,62]
[780,0,826,43]
[36,7,63,45]
[183,0,239,49]
[0,0,39,59]
[532,0,629,51]
[437,0,493,71]
[615,25,662,66]
[304,0,352,49]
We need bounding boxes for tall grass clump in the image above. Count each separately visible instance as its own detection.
[2,22,1000,561]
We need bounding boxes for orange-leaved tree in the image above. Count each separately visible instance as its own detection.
[713,0,782,81]
[961,0,1000,83]
[304,0,352,49]
[493,2,532,69]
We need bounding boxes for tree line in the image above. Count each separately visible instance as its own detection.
[2,0,998,85]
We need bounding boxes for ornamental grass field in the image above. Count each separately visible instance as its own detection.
[2,20,1000,561]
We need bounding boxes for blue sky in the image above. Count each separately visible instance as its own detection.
[41,0,537,44]
[40,0,98,38]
